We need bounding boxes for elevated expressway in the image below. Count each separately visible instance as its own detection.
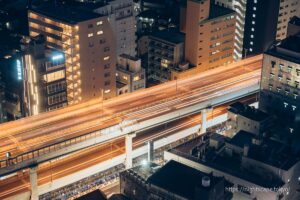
[0,55,262,198]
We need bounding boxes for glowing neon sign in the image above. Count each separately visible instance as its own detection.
[16,59,22,80]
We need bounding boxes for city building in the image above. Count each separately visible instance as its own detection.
[0,31,25,122]
[28,2,117,103]
[148,30,185,83]
[226,102,273,137]
[242,0,300,57]
[116,54,145,96]
[184,0,236,73]
[214,0,247,60]
[260,34,300,132]
[120,160,229,200]
[92,0,137,57]
[214,0,299,58]
[21,35,68,116]
[165,130,300,200]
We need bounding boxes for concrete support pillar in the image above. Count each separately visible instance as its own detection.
[200,109,207,134]
[147,140,154,162]
[29,165,38,200]
[125,133,136,169]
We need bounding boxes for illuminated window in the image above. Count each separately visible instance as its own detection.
[97,30,103,35]
[44,70,65,83]
[252,21,255,25]
[29,12,38,19]
[133,76,140,81]
[52,54,64,61]
[30,31,39,37]
[97,21,103,26]
[161,59,170,68]
[88,33,93,37]
[103,56,110,61]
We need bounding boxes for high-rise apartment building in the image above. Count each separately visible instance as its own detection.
[215,0,299,58]
[243,0,300,57]
[260,35,300,131]
[185,0,236,73]
[92,0,137,57]
[215,0,247,60]
[22,35,68,115]
[28,3,116,103]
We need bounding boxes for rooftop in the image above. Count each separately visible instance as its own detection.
[30,2,103,25]
[228,102,270,122]
[168,135,287,188]
[265,35,300,64]
[75,190,106,200]
[148,160,223,199]
[247,138,299,170]
[119,54,140,62]
[208,4,235,20]
[210,132,226,142]
[127,162,160,181]
[108,194,130,200]
[280,35,300,53]
[150,29,185,44]
[226,130,253,148]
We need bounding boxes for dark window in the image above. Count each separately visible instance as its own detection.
[88,24,93,28]
[99,39,106,44]
[271,61,276,68]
